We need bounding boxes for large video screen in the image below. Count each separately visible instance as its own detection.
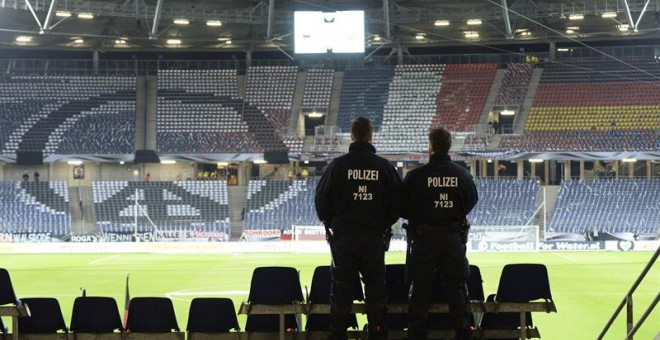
[294,10,365,54]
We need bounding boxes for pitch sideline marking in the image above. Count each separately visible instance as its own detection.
[552,252,577,262]
[89,254,121,265]
[166,290,249,301]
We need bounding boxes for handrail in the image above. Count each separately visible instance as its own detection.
[597,245,659,339]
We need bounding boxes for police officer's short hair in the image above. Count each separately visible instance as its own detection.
[429,127,452,155]
[351,117,373,142]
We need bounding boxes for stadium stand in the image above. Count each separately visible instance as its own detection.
[243,179,320,231]
[500,58,660,151]
[0,75,136,155]
[468,179,540,226]
[376,64,445,153]
[432,63,497,132]
[0,181,71,238]
[92,181,229,237]
[548,179,659,236]
[302,68,334,111]
[245,66,298,138]
[336,65,395,133]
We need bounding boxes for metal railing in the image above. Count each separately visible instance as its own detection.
[597,245,659,340]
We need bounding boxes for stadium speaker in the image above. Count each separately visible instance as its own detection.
[16,151,43,166]
[134,150,161,163]
[264,151,289,164]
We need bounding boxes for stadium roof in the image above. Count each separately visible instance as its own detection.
[0,0,658,54]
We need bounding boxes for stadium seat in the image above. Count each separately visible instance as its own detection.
[69,296,123,334]
[305,265,363,333]
[186,297,240,336]
[428,264,484,331]
[18,297,69,334]
[495,264,553,303]
[479,264,552,339]
[0,269,17,305]
[125,297,180,335]
[244,267,304,333]
[383,264,409,334]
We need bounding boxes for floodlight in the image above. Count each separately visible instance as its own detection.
[206,20,222,26]
[568,14,584,20]
[467,19,482,25]
[601,12,617,18]
[15,36,32,42]
[78,13,94,19]
[56,11,71,17]
[173,19,189,25]
[167,39,182,45]
[434,20,450,26]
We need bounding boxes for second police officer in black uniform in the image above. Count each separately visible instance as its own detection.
[402,127,479,340]
[315,117,403,340]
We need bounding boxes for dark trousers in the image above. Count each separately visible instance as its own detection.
[329,228,387,340]
[407,230,471,340]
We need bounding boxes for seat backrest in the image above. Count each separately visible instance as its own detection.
[245,267,303,332]
[0,269,17,305]
[431,264,484,302]
[305,265,362,331]
[385,264,408,303]
[126,297,179,333]
[495,264,552,302]
[18,297,68,334]
[70,296,123,333]
[307,265,364,304]
[186,298,239,333]
[247,266,304,304]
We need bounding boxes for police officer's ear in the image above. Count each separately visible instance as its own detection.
[428,141,435,155]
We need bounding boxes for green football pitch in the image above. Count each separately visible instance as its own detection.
[1,251,658,339]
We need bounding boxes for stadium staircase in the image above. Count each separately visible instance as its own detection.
[514,68,543,134]
[287,71,306,136]
[326,71,343,128]
[479,68,505,125]
[228,185,247,240]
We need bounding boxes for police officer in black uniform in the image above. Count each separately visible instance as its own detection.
[315,117,402,340]
[402,127,478,340]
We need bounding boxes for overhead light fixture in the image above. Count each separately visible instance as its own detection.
[206,20,222,26]
[167,39,182,45]
[566,26,580,30]
[74,39,84,44]
[225,40,232,45]
[618,24,630,32]
[304,160,310,164]
[467,18,482,25]
[463,31,479,38]
[307,112,324,118]
[529,158,544,163]
[253,159,267,164]
[67,160,83,165]
[15,36,32,42]
[119,161,125,165]
[568,14,584,20]
[500,109,515,116]
[519,31,532,36]
[78,13,94,19]
[115,39,127,44]
[601,12,617,18]
[557,47,570,52]
[372,35,382,42]
[55,11,71,17]
[217,162,229,166]
[434,20,450,26]
[566,29,576,34]
[415,33,426,40]
[161,160,176,164]
[622,158,637,163]
[173,18,189,25]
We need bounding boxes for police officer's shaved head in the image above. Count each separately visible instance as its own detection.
[351,117,373,142]
[429,127,452,155]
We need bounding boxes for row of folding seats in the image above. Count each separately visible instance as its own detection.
[500,129,659,151]
[302,68,334,109]
[0,264,551,338]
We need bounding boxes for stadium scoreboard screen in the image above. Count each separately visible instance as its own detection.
[294,10,365,55]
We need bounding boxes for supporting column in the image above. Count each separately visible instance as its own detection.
[579,160,585,180]
[149,0,163,39]
[93,50,99,75]
[548,41,556,60]
[383,0,391,40]
[544,161,549,185]
[647,160,652,179]
[612,160,619,178]
[628,161,635,178]
[517,161,524,180]
[469,160,477,178]
[530,161,536,179]
[480,160,487,178]
[493,160,499,179]
[564,160,571,180]
[267,0,275,38]
[500,0,513,39]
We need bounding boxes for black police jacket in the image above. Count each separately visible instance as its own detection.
[315,141,403,230]
[402,153,478,224]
